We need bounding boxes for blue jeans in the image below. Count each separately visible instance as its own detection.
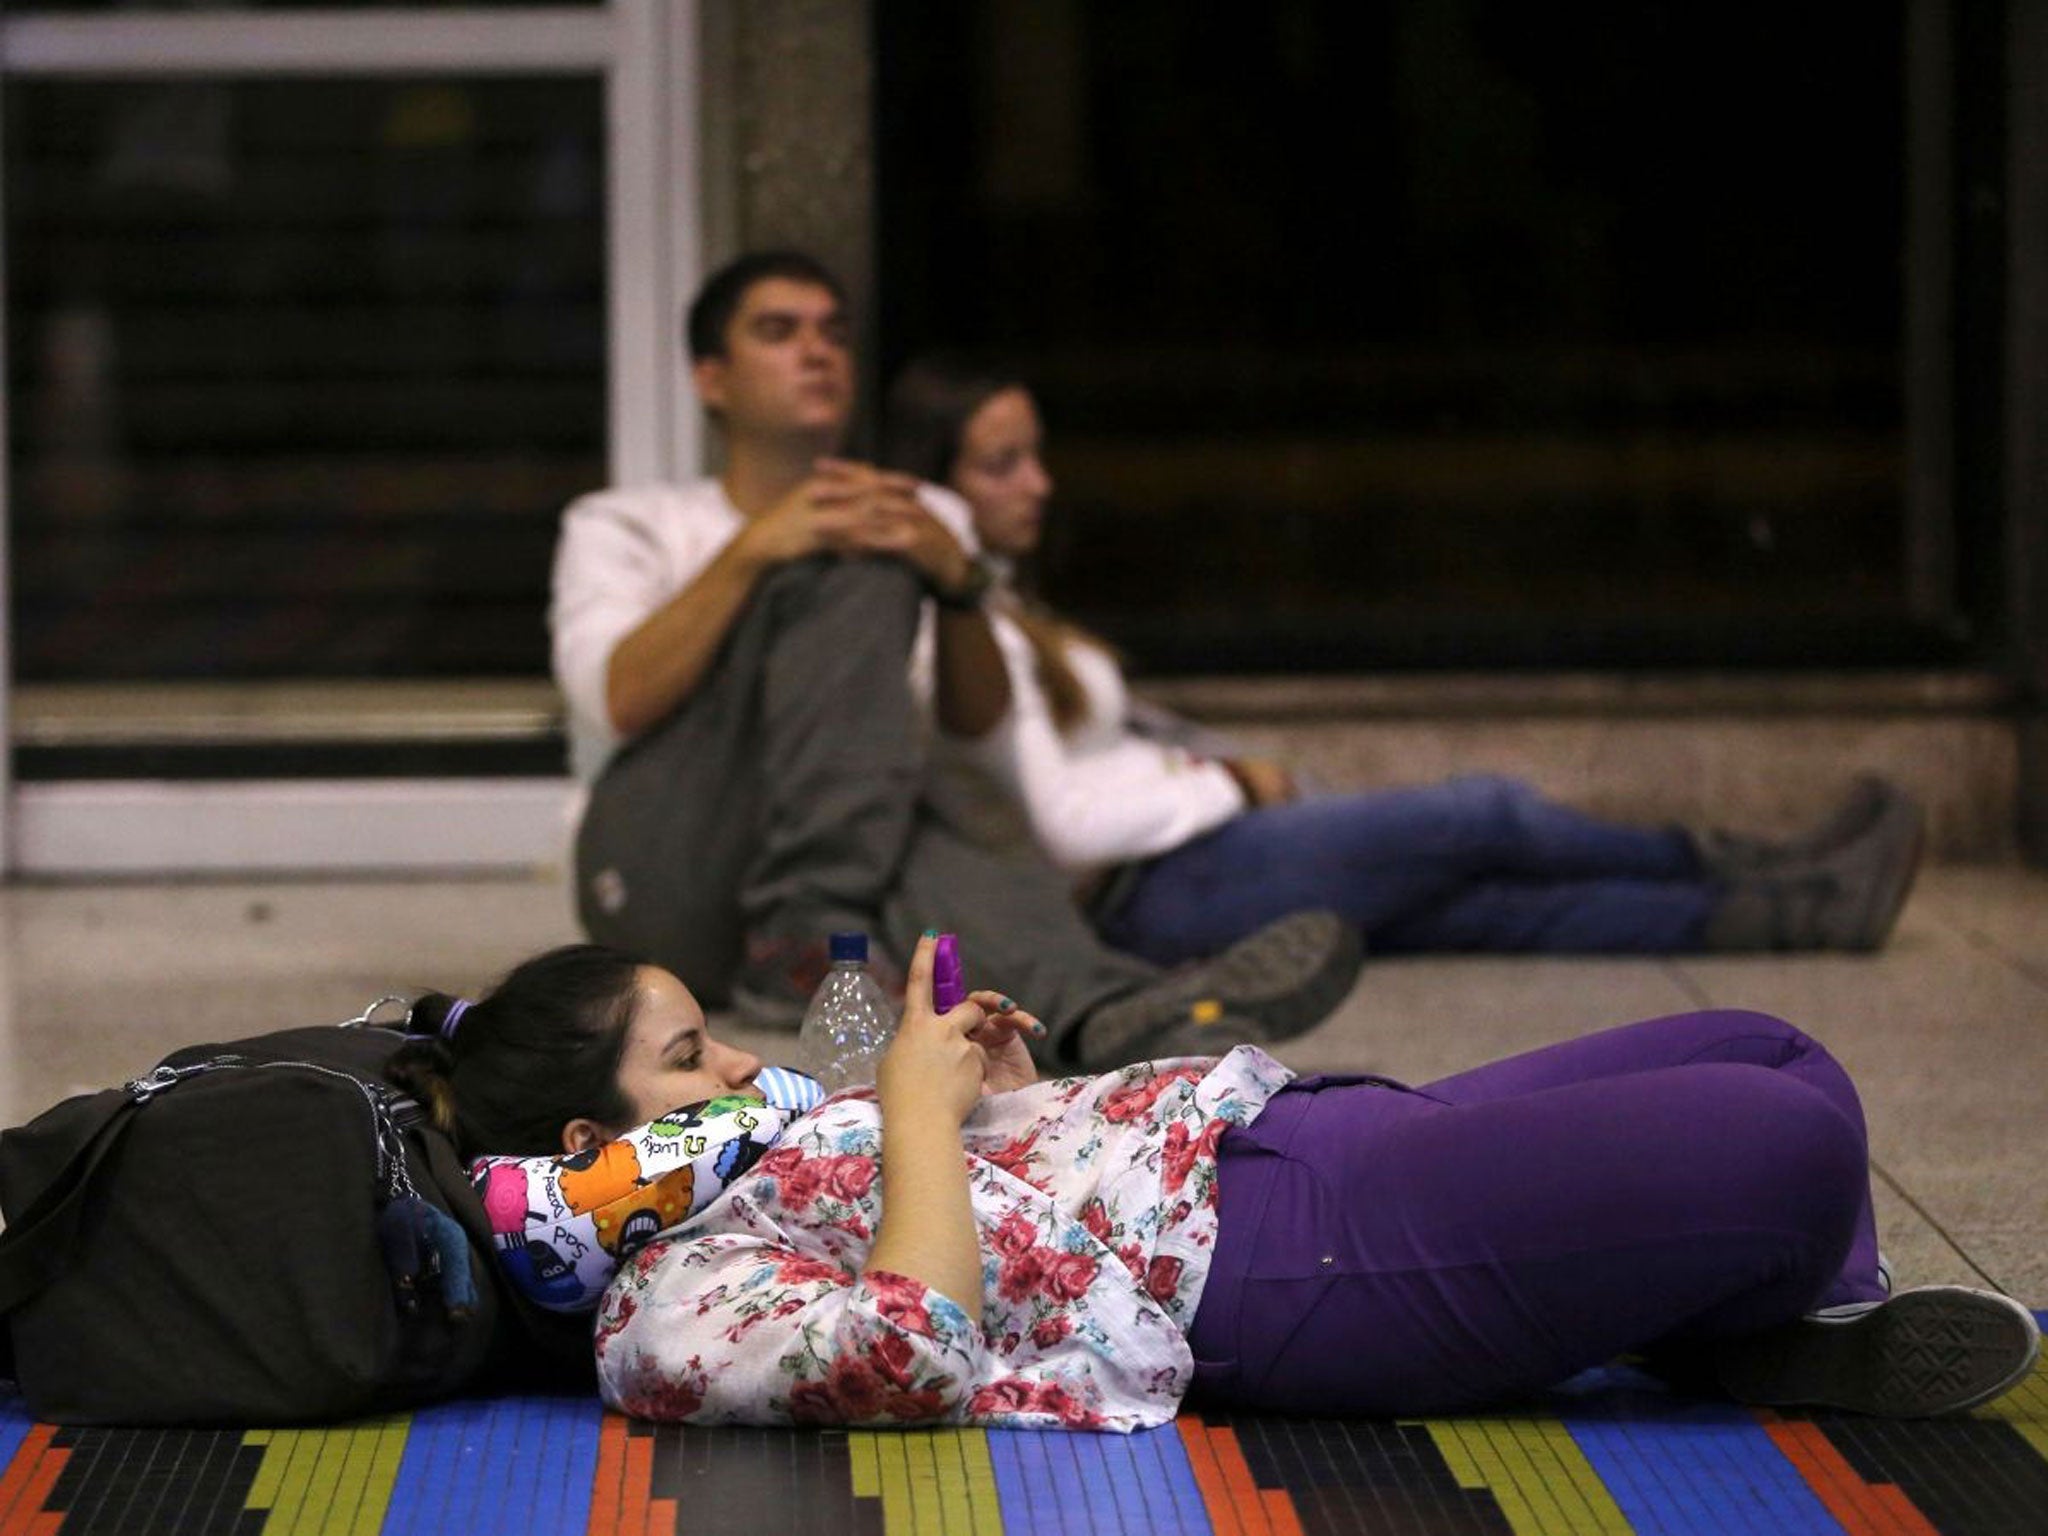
[1096,774,1717,963]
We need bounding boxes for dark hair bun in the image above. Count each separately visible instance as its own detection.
[405,991,462,1040]
[384,1033,458,1135]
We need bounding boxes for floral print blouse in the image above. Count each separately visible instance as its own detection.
[593,1046,1294,1432]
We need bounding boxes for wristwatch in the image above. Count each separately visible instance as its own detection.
[931,556,996,611]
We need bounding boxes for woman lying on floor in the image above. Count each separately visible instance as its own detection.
[387,939,2038,1431]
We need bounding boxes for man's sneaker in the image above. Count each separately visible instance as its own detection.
[1075,910,1363,1070]
[1117,1000,1280,1063]
[1714,1285,2040,1417]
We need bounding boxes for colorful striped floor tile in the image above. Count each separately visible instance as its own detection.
[4,1314,2045,1534]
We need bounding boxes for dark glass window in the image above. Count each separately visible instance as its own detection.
[879,1,1958,671]
[16,2,594,11]
[5,75,605,683]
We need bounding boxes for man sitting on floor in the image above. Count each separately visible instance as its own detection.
[548,250,1360,1066]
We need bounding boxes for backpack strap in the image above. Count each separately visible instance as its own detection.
[0,1089,142,1318]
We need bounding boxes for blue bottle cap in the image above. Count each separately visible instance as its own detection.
[828,931,868,962]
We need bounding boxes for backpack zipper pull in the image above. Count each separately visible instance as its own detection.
[124,1058,237,1103]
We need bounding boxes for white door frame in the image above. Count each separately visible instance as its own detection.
[0,65,12,875]
[0,2,699,874]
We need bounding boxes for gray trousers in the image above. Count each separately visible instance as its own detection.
[574,555,1156,1035]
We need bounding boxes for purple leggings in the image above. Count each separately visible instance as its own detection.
[1186,1010,1884,1415]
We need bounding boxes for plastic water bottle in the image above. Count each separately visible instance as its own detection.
[796,932,897,1092]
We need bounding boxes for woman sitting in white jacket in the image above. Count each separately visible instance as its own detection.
[883,356,1924,966]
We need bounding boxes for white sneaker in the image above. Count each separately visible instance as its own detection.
[1808,1251,1894,1319]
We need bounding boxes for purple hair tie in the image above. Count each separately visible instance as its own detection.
[440,998,472,1041]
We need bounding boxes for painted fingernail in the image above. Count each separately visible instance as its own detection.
[1030,1020,1047,1036]
[999,997,1016,1012]
[922,928,940,938]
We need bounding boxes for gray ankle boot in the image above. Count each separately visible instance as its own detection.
[1695,774,1897,879]
[1701,789,1925,951]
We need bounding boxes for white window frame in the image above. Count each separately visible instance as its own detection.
[0,1,699,874]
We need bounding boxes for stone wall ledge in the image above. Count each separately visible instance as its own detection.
[8,671,2025,857]
[13,680,567,748]
[13,669,2014,745]
[1140,670,2014,723]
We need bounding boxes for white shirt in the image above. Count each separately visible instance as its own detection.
[937,598,1246,877]
[549,478,976,783]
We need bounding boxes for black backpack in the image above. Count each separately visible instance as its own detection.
[0,1010,591,1426]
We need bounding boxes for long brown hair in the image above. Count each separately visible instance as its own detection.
[882,356,1106,733]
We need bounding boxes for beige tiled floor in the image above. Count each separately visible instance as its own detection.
[2,864,2042,1298]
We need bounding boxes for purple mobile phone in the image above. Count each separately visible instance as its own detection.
[932,933,964,1012]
